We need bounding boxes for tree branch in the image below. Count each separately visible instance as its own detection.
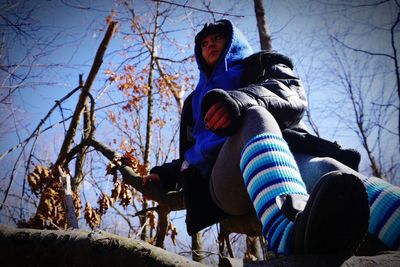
[0,85,82,161]
[155,55,193,63]
[316,0,390,9]
[56,21,117,166]
[331,36,395,60]
[65,138,185,212]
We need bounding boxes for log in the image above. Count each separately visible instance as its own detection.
[219,255,346,267]
[342,251,400,267]
[1,224,399,267]
[0,224,207,267]
[220,251,400,267]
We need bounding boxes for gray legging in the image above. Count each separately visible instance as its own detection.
[209,106,360,216]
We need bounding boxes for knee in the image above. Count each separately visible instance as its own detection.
[310,157,356,175]
[240,107,281,137]
[245,106,275,122]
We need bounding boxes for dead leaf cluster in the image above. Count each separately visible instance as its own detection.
[84,202,101,229]
[19,166,81,229]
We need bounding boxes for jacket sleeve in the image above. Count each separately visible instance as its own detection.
[201,53,307,136]
[150,159,182,192]
[150,93,195,192]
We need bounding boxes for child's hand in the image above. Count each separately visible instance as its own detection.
[204,102,231,130]
[142,173,160,186]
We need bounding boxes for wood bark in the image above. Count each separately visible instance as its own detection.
[192,231,203,263]
[0,224,207,267]
[55,21,117,167]
[254,0,272,50]
[246,236,259,261]
[155,206,169,248]
[2,224,398,267]
[73,100,91,191]
[219,251,400,267]
[220,255,347,267]
[60,167,79,229]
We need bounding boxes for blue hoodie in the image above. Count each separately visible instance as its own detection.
[184,20,253,177]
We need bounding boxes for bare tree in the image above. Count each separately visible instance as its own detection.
[327,38,387,178]
[315,0,400,181]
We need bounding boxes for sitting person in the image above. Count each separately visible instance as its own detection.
[141,19,399,255]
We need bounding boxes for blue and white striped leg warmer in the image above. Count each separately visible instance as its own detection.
[240,133,308,255]
[364,177,400,250]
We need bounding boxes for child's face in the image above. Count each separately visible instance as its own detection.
[201,33,227,67]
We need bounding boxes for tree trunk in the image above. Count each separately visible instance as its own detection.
[245,236,259,261]
[254,0,272,50]
[155,206,169,248]
[192,231,203,263]
[140,0,161,243]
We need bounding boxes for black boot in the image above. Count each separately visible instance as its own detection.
[287,171,370,255]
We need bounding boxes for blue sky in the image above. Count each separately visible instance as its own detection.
[1,0,399,259]
[1,0,398,186]
[1,0,398,194]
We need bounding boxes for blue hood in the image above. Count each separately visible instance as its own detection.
[185,20,253,176]
[194,19,253,78]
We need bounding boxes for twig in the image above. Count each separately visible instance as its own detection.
[0,85,82,161]
[225,235,234,258]
[331,36,395,60]
[315,0,390,9]
[56,100,68,133]
[133,206,159,217]
[135,217,149,238]
[2,85,76,211]
[153,0,244,18]
[0,145,24,210]
[0,98,133,162]
[21,125,41,208]
[390,11,400,149]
